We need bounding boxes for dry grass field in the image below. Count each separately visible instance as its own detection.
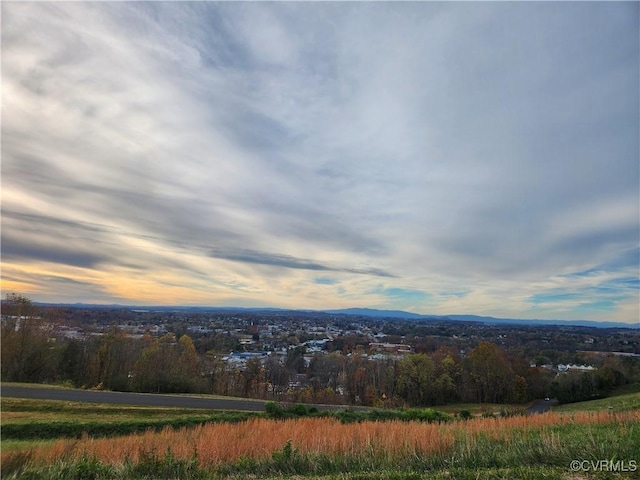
[2,393,638,479]
[13,410,637,470]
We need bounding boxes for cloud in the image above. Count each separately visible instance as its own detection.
[2,2,638,322]
[1,236,105,270]
[207,248,395,278]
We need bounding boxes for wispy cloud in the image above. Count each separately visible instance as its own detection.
[2,2,638,322]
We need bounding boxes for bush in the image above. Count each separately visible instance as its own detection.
[334,409,366,423]
[366,409,398,422]
[264,401,285,418]
[264,402,315,419]
[459,409,472,420]
[287,404,310,417]
[402,408,451,423]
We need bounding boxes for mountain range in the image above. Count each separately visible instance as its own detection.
[33,303,639,329]
[325,308,638,329]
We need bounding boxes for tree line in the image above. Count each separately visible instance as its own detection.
[2,294,637,406]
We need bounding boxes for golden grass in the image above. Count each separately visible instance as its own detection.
[15,410,640,469]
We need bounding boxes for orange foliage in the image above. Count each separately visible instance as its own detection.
[25,410,640,468]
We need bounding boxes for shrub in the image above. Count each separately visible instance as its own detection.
[334,409,366,423]
[265,402,317,419]
[287,404,310,417]
[459,409,472,420]
[264,401,285,418]
[403,408,451,423]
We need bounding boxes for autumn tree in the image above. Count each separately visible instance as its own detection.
[286,346,306,373]
[202,352,231,395]
[432,346,462,405]
[463,341,522,403]
[366,356,397,405]
[133,335,162,392]
[132,334,176,392]
[132,333,203,393]
[1,293,56,382]
[175,334,201,388]
[87,328,139,390]
[264,355,291,398]
[396,354,436,406]
[59,339,92,387]
[309,352,343,394]
[549,372,597,403]
[241,357,264,397]
[344,354,368,404]
[595,356,629,392]
[525,367,555,400]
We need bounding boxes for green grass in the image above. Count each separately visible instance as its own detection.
[205,469,635,480]
[264,402,453,423]
[3,388,639,479]
[1,381,269,402]
[553,391,640,412]
[1,398,453,441]
[1,397,259,440]
[0,439,58,452]
[1,382,76,390]
[2,397,236,421]
[435,402,528,415]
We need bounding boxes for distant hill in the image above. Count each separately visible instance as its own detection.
[34,303,285,314]
[326,309,639,329]
[324,308,426,319]
[446,314,640,329]
[32,302,638,329]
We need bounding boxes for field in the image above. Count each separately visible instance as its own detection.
[2,396,639,479]
[0,397,259,442]
[552,391,640,413]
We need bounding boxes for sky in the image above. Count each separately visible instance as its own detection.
[2,2,639,324]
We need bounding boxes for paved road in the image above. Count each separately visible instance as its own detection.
[526,399,557,414]
[1,385,268,411]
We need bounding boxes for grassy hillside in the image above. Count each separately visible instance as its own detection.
[0,398,258,441]
[553,391,640,412]
[2,390,639,480]
[2,405,638,479]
